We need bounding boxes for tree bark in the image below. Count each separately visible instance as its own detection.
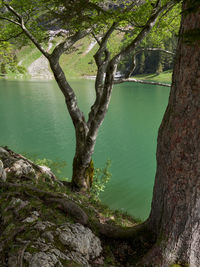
[144,1,200,266]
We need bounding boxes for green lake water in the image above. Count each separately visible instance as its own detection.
[0,79,169,220]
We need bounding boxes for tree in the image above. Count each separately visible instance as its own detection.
[141,0,200,265]
[0,41,19,75]
[0,0,181,191]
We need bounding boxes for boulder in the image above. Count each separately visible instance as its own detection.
[0,160,7,181]
[57,223,102,261]
[23,222,102,267]
[9,159,36,178]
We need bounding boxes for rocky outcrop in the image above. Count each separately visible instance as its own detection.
[27,56,53,80]
[0,147,102,267]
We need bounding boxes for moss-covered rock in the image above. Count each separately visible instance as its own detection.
[0,147,141,266]
[0,147,103,266]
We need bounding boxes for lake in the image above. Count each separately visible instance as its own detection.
[0,79,169,220]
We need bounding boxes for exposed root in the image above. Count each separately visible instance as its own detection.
[17,241,31,267]
[45,197,88,225]
[0,225,25,253]
[0,181,88,225]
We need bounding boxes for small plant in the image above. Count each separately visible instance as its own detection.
[90,160,112,201]
[22,152,67,179]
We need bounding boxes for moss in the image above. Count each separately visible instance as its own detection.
[171,265,189,267]
[20,229,40,241]
[59,259,82,267]
[1,223,16,237]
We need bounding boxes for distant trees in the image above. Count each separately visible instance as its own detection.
[0,0,181,191]
[118,35,177,75]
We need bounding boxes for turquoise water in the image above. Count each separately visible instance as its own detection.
[0,79,169,219]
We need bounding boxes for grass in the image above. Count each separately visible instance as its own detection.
[17,44,43,69]
[12,33,124,79]
[133,70,172,84]
[60,36,98,78]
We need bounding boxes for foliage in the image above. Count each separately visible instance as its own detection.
[0,41,26,75]
[90,160,112,201]
[35,158,67,178]
[22,153,67,179]
[22,153,111,198]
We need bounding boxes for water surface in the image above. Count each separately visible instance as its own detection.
[0,79,169,219]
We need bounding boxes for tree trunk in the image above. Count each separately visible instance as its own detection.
[144,1,200,266]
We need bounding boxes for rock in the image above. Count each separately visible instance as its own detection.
[57,223,102,260]
[34,221,55,231]
[9,159,36,178]
[0,147,9,159]
[29,251,64,267]
[39,165,57,182]
[23,222,102,267]
[42,231,54,243]
[0,160,7,181]
[0,147,103,266]
[23,211,40,223]
[9,197,29,211]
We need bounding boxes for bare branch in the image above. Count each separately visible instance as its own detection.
[114,78,171,87]
[4,2,22,22]
[0,16,20,26]
[138,48,175,55]
[91,31,101,46]
[94,22,117,66]
[50,30,91,60]
[87,23,117,128]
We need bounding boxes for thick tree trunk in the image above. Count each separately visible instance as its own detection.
[144,1,200,266]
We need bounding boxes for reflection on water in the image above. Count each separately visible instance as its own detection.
[0,79,169,219]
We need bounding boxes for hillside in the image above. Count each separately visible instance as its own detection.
[16,36,101,79]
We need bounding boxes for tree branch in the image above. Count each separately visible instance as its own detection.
[111,0,180,66]
[50,30,90,60]
[0,16,20,26]
[114,78,171,87]
[3,2,49,58]
[87,23,117,128]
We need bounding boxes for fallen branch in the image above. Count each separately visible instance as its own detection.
[114,78,171,87]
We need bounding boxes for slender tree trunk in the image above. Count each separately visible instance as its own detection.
[143,1,200,266]
[71,127,95,190]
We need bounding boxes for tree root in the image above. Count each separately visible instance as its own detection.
[0,181,88,225]
[44,197,88,225]
[0,181,154,245]
[91,220,154,241]
[17,240,31,267]
[0,225,25,253]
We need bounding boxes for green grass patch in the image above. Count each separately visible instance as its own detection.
[133,70,172,84]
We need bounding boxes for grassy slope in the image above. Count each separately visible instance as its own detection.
[133,70,172,84]
[14,33,124,79]
[15,36,98,78]
[13,36,172,84]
